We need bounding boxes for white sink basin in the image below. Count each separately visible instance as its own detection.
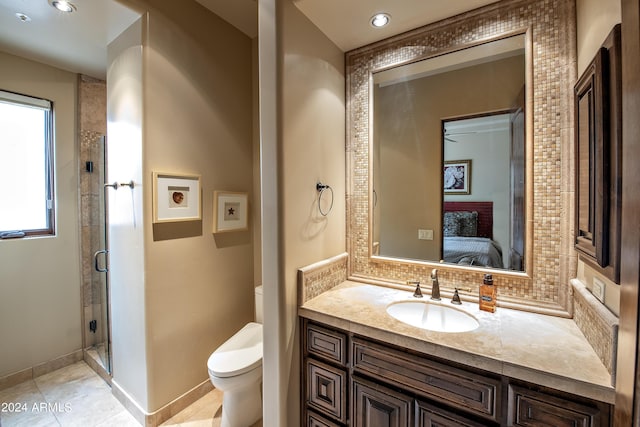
[386,300,479,333]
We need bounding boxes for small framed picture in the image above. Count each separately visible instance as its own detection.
[152,172,201,223]
[213,191,249,233]
[443,160,472,195]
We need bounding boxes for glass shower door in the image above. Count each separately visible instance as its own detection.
[92,135,111,373]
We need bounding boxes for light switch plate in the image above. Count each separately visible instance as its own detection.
[592,277,605,303]
[418,229,433,240]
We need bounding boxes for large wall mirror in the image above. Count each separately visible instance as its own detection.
[347,0,576,314]
[372,34,527,272]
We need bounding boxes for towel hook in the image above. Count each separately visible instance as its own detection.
[316,182,334,216]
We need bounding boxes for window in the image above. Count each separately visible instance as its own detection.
[0,90,54,238]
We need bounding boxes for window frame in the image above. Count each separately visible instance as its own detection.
[0,89,55,239]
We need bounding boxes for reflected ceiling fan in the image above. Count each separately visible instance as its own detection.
[443,129,478,143]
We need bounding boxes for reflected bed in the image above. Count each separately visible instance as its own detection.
[443,201,504,268]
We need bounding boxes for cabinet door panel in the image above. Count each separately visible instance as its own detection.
[352,377,411,427]
[306,358,347,423]
[574,24,622,282]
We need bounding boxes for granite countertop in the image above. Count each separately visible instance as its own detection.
[299,280,615,404]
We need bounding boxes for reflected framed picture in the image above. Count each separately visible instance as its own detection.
[152,172,201,223]
[213,191,249,233]
[443,160,471,195]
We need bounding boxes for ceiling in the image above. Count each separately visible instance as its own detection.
[0,0,141,79]
[294,0,500,51]
[0,0,500,79]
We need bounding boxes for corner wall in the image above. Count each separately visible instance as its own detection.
[107,16,148,410]
[142,0,254,411]
[0,52,81,379]
[280,0,346,423]
[108,0,255,415]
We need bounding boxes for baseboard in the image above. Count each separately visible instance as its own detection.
[112,378,214,427]
[0,349,83,391]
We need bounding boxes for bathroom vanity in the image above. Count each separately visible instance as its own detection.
[299,282,614,427]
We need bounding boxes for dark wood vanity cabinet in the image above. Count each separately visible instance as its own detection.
[301,319,612,427]
[574,24,622,283]
[303,321,349,426]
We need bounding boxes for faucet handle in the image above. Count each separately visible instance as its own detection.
[451,288,462,305]
[407,280,423,298]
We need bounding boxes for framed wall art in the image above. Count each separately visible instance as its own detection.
[213,191,249,233]
[152,172,201,223]
[443,160,472,195]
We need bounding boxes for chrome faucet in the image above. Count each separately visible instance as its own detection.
[430,269,441,301]
[407,280,423,298]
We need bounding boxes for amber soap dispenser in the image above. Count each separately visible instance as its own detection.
[479,273,496,313]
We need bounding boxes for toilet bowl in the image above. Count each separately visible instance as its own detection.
[207,286,263,427]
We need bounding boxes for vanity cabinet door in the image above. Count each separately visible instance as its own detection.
[352,376,412,427]
[306,358,347,424]
[574,24,622,283]
[508,385,607,427]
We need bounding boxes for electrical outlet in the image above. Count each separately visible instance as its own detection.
[418,229,434,240]
[592,277,605,303]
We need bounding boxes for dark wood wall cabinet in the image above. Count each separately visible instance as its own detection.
[301,318,613,426]
[574,24,622,283]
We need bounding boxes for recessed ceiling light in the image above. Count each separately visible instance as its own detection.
[15,13,31,22]
[370,13,391,28]
[48,0,77,13]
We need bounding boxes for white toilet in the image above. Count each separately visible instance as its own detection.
[207,286,263,427]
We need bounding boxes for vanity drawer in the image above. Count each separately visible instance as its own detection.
[508,385,605,427]
[306,322,348,366]
[352,337,501,422]
[306,358,347,423]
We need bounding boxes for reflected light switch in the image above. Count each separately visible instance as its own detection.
[418,229,433,240]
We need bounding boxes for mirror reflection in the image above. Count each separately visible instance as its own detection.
[372,34,526,271]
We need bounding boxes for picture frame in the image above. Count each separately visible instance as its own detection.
[213,191,249,233]
[152,172,201,223]
[443,160,472,195]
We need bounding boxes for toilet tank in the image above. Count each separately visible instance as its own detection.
[255,285,263,323]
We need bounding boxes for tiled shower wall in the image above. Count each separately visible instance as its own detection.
[78,75,106,350]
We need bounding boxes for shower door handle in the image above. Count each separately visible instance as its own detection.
[94,249,109,273]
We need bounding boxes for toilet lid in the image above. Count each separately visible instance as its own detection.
[208,322,263,378]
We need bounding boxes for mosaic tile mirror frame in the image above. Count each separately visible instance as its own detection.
[346,0,576,315]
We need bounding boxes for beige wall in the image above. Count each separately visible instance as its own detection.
[107,16,148,409]
[375,55,523,260]
[280,0,346,423]
[0,52,81,377]
[576,0,621,75]
[575,0,621,315]
[143,0,254,411]
[108,0,254,413]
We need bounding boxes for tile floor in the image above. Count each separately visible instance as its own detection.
[0,361,262,427]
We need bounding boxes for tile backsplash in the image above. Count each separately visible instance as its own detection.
[298,253,348,305]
